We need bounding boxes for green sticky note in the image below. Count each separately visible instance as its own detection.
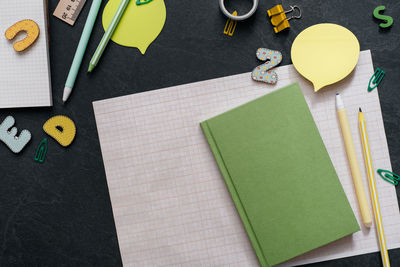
[201,83,359,267]
[102,0,166,54]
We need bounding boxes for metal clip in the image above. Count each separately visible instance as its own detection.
[377,169,400,186]
[267,5,302,33]
[136,0,154,6]
[223,11,238,36]
[34,138,48,163]
[368,68,385,92]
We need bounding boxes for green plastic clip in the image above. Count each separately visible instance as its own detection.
[34,138,47,163]
[368,68,385,92]
[136,0,153,5]
[377,169,400,186]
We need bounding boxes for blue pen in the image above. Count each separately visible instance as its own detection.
[63,0,102,103]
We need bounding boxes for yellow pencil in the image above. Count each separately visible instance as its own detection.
[359,108,390,267]
[336,93,372,227]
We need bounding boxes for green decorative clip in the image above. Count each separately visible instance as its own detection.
[368,68,385,92]
[34,138,47,163]
[377,169,400,185]
[136,0,153,5]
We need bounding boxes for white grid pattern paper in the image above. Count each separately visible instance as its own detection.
[93,50,400,266]
[0,0,52,108]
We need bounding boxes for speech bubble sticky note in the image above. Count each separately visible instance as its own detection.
[291,23,360,92]
[102,0,166,54]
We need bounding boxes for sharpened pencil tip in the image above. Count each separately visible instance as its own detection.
[359,107,362,112]
[336,92,339,95]
[63,86,72,103]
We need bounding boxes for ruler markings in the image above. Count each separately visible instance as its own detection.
[53,0,87,26]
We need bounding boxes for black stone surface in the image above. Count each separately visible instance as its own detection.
[1,0,400,266]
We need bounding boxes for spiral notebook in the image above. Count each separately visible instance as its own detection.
[93,50,400,266]
[0,0,52,108]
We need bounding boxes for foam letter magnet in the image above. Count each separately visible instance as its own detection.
[5,19,40,52]
[43,115,76,147]
[373,6,393,28]
[0,116,31,153]
[251,48,282,84]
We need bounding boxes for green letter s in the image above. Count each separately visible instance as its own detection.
[373,6,393,28]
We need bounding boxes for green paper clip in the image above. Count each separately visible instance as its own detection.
[368,68,385,92]
[136,0,153,5]
[34,138,47,163]
[377,169,400,185]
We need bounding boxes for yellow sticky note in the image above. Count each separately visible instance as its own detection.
[102,0,166,54]
[291,23,360,92]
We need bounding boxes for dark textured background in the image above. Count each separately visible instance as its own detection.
[1,0,399,266]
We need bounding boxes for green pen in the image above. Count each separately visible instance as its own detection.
[63,0,102,103]
[88,0,131,72]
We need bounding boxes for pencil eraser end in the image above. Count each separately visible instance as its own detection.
[364,220,372,228]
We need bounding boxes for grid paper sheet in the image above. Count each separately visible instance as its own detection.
[0,0,52,108]
[93,50,400,266]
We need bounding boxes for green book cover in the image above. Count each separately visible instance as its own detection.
[200,83,359,267]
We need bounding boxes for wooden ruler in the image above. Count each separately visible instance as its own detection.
[53,0,87,26]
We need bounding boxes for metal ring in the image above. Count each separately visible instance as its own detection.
[219,0,259,21]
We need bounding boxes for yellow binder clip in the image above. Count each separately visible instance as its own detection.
[224,11,238,36]
[267,5,301,33]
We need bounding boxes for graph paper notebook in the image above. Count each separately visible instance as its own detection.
[200,83,360,267]
[93,50,400,266]
[0,0,52,108]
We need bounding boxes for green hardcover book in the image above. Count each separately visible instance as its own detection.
[200,83,359,267]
